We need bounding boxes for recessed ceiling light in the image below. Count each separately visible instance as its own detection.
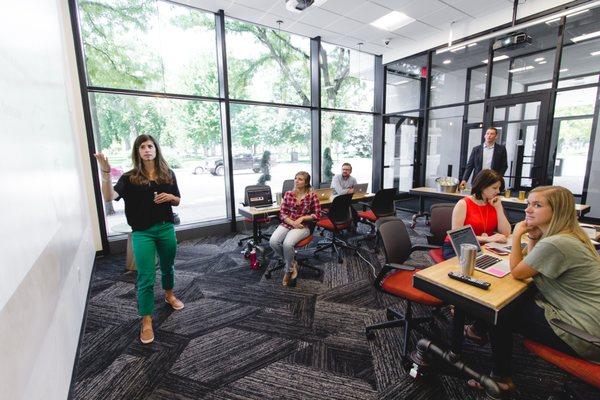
[468,43,477,47]
[534,57,545,62]
[443,59,452,64]
[509,65,535,73]
[482,55,509,64]
[538,60,547,64]
[572,30,600,43]
[370,11,415,31]
[591,50,600,56]
[450,46,465,53]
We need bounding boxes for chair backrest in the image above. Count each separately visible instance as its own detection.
[429,203,454,245]
[244,185,271,206]
[371,188,397,217]
[319,181,331,189]
[327,193,354,225]
[282,179,295,193]
[379,219,413,265]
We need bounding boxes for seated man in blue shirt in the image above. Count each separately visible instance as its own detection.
[332,163,357,195]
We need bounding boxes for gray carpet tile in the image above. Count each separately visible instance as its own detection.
[72,211,600,400]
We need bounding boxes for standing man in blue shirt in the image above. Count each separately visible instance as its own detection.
[460,127,508,189]
[332,163,358,195]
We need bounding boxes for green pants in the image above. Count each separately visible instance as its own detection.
[132,222,177,316]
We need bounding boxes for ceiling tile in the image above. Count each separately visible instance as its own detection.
[443,0,509,17]
[232,0,276,11]
[319,0,365,15]
[393,20,441,39]
[345,1,392,24]
[354,25,403,42]
[323,16,365,34]
[369,0,414,11]
[402,0,445,20]
[226,3,268,23]
[420,6,471,27]
[296,6,342,26]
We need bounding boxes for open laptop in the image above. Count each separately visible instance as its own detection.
[447,225,510,278]
[353,183,368,196]
[315,188,333,201]
[246,187,273,208]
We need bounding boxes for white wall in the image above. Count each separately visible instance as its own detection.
[0,0,101,399]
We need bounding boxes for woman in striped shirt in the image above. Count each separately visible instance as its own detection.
[270,171,321,287]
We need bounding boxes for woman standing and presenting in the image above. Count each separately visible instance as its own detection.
[270,171,321,287]
[94,134,184,344]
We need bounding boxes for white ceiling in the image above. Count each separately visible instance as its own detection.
[176,0,575,62]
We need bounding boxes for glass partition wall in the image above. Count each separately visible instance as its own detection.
[72,0,378,241]
[384,4,600,219]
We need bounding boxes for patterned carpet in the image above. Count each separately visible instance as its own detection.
[71,212,599,400]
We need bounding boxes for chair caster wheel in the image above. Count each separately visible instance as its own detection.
[408,362,427,379]
[238,240,243,246]
[366,330,375,340]
[265,272,272,279]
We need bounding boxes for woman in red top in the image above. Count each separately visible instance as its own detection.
[269,171,321,287]
[442,169,511,259]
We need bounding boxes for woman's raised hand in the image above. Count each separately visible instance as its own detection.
[93,152,111,172]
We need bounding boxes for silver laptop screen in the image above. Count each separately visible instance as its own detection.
[448,225,483,257]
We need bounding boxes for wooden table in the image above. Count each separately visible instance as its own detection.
[413,246,532,351]
[238,192,375,256]
[409,187,590,226]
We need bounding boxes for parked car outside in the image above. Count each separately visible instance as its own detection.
[193,154,263,176]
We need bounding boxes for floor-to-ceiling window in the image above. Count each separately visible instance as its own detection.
[320,43,374,189]
[77,0,224,235]
[224,19,311,209]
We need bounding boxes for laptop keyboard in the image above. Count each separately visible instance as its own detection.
[476,254,502,270]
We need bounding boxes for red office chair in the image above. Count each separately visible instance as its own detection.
[365,219,443,356]
[315,193,356,263]
[357,188,397,236]
[425,203,454,263]
[523,318,600,398]
[265,224,322,279]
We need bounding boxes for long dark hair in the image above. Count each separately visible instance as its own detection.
[128,134,173,185]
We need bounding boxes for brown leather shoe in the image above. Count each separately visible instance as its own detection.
[165,296,184,310]
[140,324,154,344]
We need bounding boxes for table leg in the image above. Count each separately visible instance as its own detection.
[452,308,466,353]
[411,195,427,228]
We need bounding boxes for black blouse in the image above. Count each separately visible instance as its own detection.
[114,170,180,231]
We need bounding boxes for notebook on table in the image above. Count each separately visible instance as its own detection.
[447,225,510,278]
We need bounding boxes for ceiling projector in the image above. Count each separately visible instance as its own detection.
[492,32,533,51]
[285,0,315,13]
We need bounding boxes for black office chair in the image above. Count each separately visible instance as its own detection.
[357,188,397,236]
[238,185,273,249]
[282,179,294,193]
[314,193,357,263]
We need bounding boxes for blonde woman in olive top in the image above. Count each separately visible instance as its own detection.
[95,134,184,345]
[469,185,600,393]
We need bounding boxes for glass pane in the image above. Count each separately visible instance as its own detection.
[469,66,487,101]
[385,54,426,113]
[426,106,463,186]
[467,103,484,123]
[225,19,310,105]
[490,59,509,97]
[90,93,224,235]
[559,7,600,88]
[430,41,490,106]
[229,104,311,211]
[78,0,218,96]
[586,110,600,218]
[322,111,373,188]
[552,87,598,195]
[321,42,374,112]
[510,49,556,94]
[383,114,418,191]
